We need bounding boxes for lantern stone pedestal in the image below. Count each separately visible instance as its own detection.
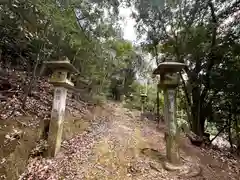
[44,58,78,157]
[153,62,186,165]
[120,94,126,102]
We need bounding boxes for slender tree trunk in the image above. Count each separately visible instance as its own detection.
[235,117,240,154]
[180,73,192,126]
[200,113,206,137]
[233,112,240,154]
[157,84,160,122]
[183,102,192,126]
[210,124,228,143]
[22,53,40,109]
[228,113,233,152]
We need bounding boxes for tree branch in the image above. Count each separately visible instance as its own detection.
[217,0,240,20]
[200,0,218,102]
[210,124,229,143]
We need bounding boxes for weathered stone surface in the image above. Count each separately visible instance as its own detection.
[47,87,67,157]
[153,62,186,75]
[153,61,186,165]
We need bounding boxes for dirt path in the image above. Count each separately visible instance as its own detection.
[20,103,240,180]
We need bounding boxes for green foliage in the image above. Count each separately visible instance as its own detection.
[2,0,240,150]
[0,0,149,114]
[124,81,164,112]
[130,0,240,136]
[108,39,146,100]
[124,0,240,151]
[92,94,107,105]
[0,0,129,98]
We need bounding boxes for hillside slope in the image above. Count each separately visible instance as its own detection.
[0,69,95,180]
[20,103,240,180]
[0,70,240,180]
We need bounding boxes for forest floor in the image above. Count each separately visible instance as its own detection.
[20,102,240,180]
[0,70,240,180]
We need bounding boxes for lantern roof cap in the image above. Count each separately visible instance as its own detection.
[43,57,78,73]
[153,62,186,75]
[140,93,147,97]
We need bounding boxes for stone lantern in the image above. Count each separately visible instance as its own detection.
[140,93,147,113]
[44,57,78,157]
[129,93,134,101]
[153,61,186,164]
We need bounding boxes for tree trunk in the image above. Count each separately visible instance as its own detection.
[180,73,192,127]
[200,113,206,137]
[188,0,218,138]
[210,124,228,143]
[228,114,233,152]
[157,84,160,122]
[236,118,240,154]
[191,103,204,137]
[22,53,40,109]
[191,86,205,137]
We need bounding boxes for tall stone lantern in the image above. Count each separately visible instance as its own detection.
[44,57,78,157]
[140,93,147,113]
[153,61,186,164]
[129,93,134,101]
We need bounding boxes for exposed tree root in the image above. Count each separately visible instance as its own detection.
[149,161,162,172]
[141,147,203,178]
[162,161,183,171]
[180,157,203,178]
[162,160,202,178]
[181,165,202,178]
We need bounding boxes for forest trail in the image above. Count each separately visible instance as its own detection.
[20,102,240,180]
